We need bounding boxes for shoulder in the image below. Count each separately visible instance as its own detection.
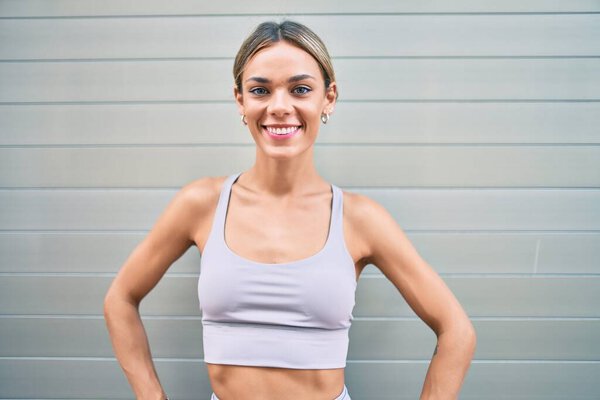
[341,188,388,217]
[171,175,228,217]
[341,188,395,231]
[340,188,398,265]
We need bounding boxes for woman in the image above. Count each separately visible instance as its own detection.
[104,20,476,400]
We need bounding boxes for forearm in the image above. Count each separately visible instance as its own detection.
[419,327,476,400]
[104,297,166,400]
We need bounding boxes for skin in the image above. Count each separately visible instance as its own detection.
[104,40,476,400]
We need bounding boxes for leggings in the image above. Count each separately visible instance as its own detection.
[210,384,351,400]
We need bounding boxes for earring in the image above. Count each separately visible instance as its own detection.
[241,115,247,125]
[320,112,329,124]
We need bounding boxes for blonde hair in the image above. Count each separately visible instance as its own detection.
[233,20,338,99]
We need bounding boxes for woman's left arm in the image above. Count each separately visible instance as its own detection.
[355,195,476,400]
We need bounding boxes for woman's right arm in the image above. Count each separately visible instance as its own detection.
[103,178,214,399]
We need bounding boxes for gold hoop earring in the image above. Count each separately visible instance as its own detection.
[321,112,329,124]
[241,115,247,125]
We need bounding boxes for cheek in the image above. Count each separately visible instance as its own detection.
[308,106,325,121]
[301,100,325,115]
[244,104,264,120]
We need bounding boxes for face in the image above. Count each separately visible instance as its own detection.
[234,41,337,157]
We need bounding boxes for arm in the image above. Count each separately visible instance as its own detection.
[103,178,214,400]
[356,195,476,400]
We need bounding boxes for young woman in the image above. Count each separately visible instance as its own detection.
[104,20,476,400]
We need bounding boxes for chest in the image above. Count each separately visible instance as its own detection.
[224,200,332,265]
[196,186,370,282]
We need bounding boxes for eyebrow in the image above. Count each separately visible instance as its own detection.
[244,74,316,84]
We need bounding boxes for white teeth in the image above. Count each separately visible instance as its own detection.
[266,126,299,135]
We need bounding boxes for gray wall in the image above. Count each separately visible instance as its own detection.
[1,1,599,399]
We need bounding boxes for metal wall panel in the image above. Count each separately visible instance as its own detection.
[0,276,599,317]
[1,103,600,146]
[2,232,599,274]
[1,317,598,361]
[2,59,599,102]
[1,0,599,16]
[1,146,599,187]
[0,359,599,399]
[2,15,600,59]
[0,1,598,399]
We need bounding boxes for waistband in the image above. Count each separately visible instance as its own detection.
[202,321,349,369]
[210,384,351,400]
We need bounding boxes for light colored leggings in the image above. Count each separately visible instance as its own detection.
[210,384,351,399]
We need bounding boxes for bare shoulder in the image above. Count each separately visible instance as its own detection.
[341,188,387,219]
[179,175,229,249]
[177,175,224,211]
[341,189,408,266]
[339,189,391,266]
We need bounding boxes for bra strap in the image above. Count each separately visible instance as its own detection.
[212,172,241,247]
[329,184,343,239]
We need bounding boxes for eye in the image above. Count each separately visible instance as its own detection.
[292,86,311,95]
[249,87,268,96]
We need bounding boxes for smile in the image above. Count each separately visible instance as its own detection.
[262,125,302,140]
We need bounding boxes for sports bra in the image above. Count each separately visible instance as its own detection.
[197,172,357,369]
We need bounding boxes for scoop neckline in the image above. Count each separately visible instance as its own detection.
[221,172,336,267]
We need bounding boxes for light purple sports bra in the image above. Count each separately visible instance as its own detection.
[197,172,357,369]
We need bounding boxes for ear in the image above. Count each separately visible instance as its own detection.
[323,81,337,115]
[233,85,245,116]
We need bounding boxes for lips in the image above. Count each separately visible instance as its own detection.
[264,125,301,135]
[261,124,303,140]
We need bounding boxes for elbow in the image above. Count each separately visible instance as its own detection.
[103,287,117,321]
[457,318,477,344]
[458,320,477,356]
[103,283,137,321]
[464,323,477,361]
[440,318,477,347]
[465,322,477,349]
[441,322,477,361]
[459,317,476,338]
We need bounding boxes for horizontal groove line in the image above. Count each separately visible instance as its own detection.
[350,359,600,364]
[1,11,599,20]
[358,316,600,321]
[2,55,600,63]
[1,229,599,234]
[0,315,598,321]
[1,99,600,106]
[0,272,599,278]
[1,187,600,191]
[1,143,599,148]
[0,356,598,364]
[352,359,600,364]
[361,273,600,278]
[0,272,196,277]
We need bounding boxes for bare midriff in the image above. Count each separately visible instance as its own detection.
[206,363,345,399]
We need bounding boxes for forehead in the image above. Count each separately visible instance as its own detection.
[243,41,323,81]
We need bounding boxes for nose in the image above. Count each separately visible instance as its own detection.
[267,89,293,117]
